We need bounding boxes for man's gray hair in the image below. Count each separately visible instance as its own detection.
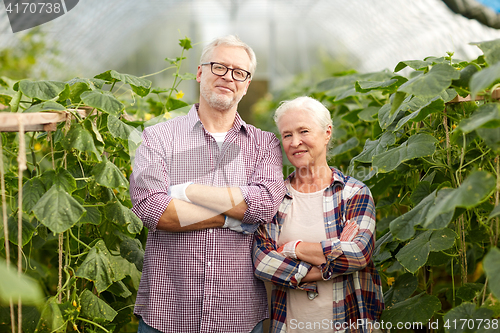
[274,96,333,131]
[200,35,257,76]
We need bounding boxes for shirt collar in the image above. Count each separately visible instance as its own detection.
[188,103,248,134]
[283,167,346,198]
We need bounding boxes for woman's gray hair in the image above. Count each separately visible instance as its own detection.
[274,96,333,131]
[200,35,257,76]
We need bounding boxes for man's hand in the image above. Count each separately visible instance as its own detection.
[168,182,193,203]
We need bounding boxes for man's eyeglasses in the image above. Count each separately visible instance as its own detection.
[201,62,251,82]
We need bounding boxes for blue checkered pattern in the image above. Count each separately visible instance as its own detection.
[253,168,384,333]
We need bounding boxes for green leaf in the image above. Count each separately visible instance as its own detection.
[329,137,358,156]
[483,247,500,300]
[76,240,115,293]
[94,70,152,97]
[0,92,13,106]
[0,258,43,305]
[396,229,456,273]
[443,302,494,333]
[68,81,91,104]
[40,168,77,194]
[395,60,432,72]
[166,97,189,111]
[383,273,418,308]
[108,254,129,282]
[104,201,142,234]
[23,101,66,113]
[357,106,379,122]
[394,90,456,131]
[452,64,479,90]
[471,39,500,65]
[91,160,129,189]
[79,289,117,322]
[18,80,67,100]
[355,78,398,92]
[372,134,438,173]
[410,181,432,205]
[80,90,124,115]
[428,228,457,251]
[22,177,46,213]
[179,37,192,50]
[477,127,500,153]
[178,73,197,80]
[107,114,135,140]
[488,204,500,220]
[398,64,460,98]
[79,206,102,225]
[378,98,409,129]
[31,185,86,234]
[353,132,396,163]
[35,297,65,332]
[456,283,484,302]
[107,280,132,298]
[470,62,500,100]
[390,91,407,115]
[424,171,496,226]
[8,215,35,246]
[84,117,104,145]
[390,191,435,241]
[457,103,500,134]
[381,293,441,325]
[119,238,144,271]
[62,124,102,161]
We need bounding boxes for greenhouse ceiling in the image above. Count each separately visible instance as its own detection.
[2,0,500,91]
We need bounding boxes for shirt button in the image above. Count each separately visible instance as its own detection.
[209,229,213,233]
[207,262,212,267]
[328,222,332,225]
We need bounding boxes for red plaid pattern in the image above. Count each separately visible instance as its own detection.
[253,168,384,333]
[130,104,286,333]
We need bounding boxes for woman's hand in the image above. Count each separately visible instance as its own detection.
[294,242,327,266]
[277,220,359,266]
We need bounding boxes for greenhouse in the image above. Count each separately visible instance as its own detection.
[1,0,500,332]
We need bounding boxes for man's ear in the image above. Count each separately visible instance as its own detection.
[243,79,251,95]
[196,65,203,83]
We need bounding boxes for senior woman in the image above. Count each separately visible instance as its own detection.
[253,96,384,333]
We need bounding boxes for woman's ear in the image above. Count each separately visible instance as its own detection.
[325,125,332,144]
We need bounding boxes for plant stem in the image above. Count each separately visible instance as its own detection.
[17,115,27,333]
[48,131,55,170]
[451,257,456,308]
[140,65,177,78]
[443,109,453,185]
[0,135,16,333]
[58,233,63,303]
[494,156,500,246]
[165,49,185,111]
[69,228,91,250]
[459,215,467,285]
[76,317,110,333]
[482,277,489,305]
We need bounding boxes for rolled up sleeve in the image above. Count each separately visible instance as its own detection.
[240,135,286,225]
[253,220,318,292]
[319,185,376,280]
[130,127,172,232]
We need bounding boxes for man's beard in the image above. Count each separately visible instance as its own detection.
[200,83,243,111]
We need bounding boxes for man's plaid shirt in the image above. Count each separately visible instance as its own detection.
[130,104,286,333]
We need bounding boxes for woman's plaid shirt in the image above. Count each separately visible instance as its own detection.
[253,168,384,333]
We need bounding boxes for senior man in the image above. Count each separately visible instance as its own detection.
[130,35,286,333]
